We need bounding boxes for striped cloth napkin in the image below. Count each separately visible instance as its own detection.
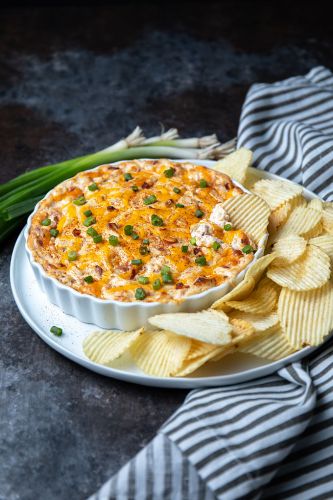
[90,66,333,500]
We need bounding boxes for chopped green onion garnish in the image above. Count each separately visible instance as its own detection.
[195,209,204,218]
[173,187,181,194]
[68,251,78,261]
[162,273,173,284]
[50,228,59,237]
[124,173,133,181]
[84,275,94,283]
[151,214,164,226]
[109,235,119,246]
[139,246,149,255]
[93,234,103,243]
[124,225,133,235]
[153,279,162,290]
[176,203,185,208]
[242,245,254,254]
[181,245,188,253]
[212,241,221,251]
[190,237,197,245]
[84,209,92,217]
[195,255,207,266]
[142,238,150,245]
[73,195,86,206]
[137,276,149,284]
[41,218,51,226]
[131,185,139,192]
[50,325,62,336]
[164,167,175,178]
[131,232,139,240]
[199,179,208,188]
[131,259,142,265]
[224,224,232,231]
[161,265,173,284]
[87,227,98,237]
[135,287,146,300]
[88,182,98,191]
[143,194,157,205]
[83,216,96,227]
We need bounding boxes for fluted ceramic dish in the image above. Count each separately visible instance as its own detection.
[11,165,327,388]
[24,159,268,330]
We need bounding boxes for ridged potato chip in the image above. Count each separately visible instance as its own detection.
[252,179,303,211]
[211,318,255,361]
[187,339,219,360]
[322,205,333,234]
[213,148,252,184]
[308,198,323,211]
[148,310,232,345]
[239,324,295,360]
[230,318,255,339]
[267,244,330,291]
[268,202,291,233]
[226,277,279,315]
[211,277,256,311]
[83,328,143,365]
[273,206,322,242]
[130,330,191,377]
[309,234,333,262]
[229,310,279,332]
[221,193,270,243]
[272,235,307,266]
[244,166,263,190]
[278,282,333,349]
[176,345,232,376]
[211,253,276,310]
[289,194,307,210]
[246,253,277,281]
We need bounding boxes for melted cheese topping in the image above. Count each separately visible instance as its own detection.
[28,160,255,302]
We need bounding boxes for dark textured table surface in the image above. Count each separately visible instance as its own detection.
[1,4,332,499]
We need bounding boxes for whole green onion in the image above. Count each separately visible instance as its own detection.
[0,128,230,245]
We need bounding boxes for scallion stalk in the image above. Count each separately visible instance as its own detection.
[0,128,234,245]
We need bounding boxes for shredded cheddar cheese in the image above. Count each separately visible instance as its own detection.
[28,159,255,302]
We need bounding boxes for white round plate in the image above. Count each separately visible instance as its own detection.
[9,164,322,388]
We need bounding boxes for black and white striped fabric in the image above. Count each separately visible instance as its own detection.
[89,66,333,500]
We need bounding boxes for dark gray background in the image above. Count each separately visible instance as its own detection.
[1,3,332,499]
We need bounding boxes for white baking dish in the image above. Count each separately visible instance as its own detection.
[24,159,267,330]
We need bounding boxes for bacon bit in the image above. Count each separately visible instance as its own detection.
[163,237,178,244]
[194,276,216,286]
[176,282,184,289]
[108,222,119,230]
[225,182,231,190]
[107,205,116,211]
[241,236,250,245]
[142,181,152,189]
[117,264,130,273]
[67,186,76,192]
[72,228,81,237]
[108,165,119,170]
[37,239,43,247]
[130,268,138,279]
[152,160,159,165]
[233,249,243,257]
[193,247,202,255]
[95,265,103,276]
[165,199,174,207]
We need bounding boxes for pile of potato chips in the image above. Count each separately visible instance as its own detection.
[83,149,333,377]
